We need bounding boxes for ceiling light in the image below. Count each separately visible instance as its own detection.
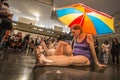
[33,13,40,21]
[36,16,39,21]
[34,13,40,17]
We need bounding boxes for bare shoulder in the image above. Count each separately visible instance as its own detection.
[86,34,93,43]
[87,34,93,39]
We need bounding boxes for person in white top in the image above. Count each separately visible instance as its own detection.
[101,40,110,64]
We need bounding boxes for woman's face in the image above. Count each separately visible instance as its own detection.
[113,38,117,42]
[71,29,81,38]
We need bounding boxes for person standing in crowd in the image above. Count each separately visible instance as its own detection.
[0,0,4,9]
[101,40,110,64]
[0,1,12,49]
[35,37,41,47]
[12,32,22,51]
[35,24,106,67]
[111,38,120,66]
[94,38,99,59]
[28,38,35,54]
[22,34,30,53]
[0,0,8,10]
[0,30,10,51]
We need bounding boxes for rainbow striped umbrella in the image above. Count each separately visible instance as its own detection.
[56,3,115,35]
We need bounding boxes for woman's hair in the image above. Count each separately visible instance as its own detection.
[104,40,109,45]
[4,2,9,8]
[112,38,119,44]
[71,24,83,33]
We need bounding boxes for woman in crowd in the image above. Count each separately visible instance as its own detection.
[35,24,106,67]
[28,38,35,54]
[111,38,120,66]
[94,38,99,59]
[101,40,110,64]
[11,32,22,50]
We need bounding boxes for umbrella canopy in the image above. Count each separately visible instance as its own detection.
[56,3,115,35]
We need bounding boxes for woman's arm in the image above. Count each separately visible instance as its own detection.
[87,34,106,67]
[87,34,100,66]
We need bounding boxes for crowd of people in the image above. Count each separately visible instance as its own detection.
[94,38,120,66]
[0,31,58,53]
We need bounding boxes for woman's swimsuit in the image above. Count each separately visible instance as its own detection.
[73,35,91,62]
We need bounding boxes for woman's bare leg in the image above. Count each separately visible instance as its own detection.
[41,41,56,56]
[41,41,49,53]
[46,55,72,66]
[63,44,73,56]
[47,55,68,60]
[46,55,90,66]
[55,41,72,55]
[41,41,72,56]
[35,46,52,65]
[71,56,90,66]
[54,41,66,55]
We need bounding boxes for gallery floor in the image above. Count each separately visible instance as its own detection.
[0,50,119,80]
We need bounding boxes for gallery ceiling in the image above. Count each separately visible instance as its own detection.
[7,0,120,29]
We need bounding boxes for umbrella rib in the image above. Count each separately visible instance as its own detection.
[80,14,85,25]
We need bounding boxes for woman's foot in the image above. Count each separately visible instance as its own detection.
[40,54,53,63]
[37,46,44,53]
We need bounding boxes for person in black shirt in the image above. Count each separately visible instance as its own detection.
[94,38,99,59]
[22,34,30,52]
[111,38,120,66]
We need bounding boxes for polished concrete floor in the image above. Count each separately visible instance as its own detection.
[0,50,119,80]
